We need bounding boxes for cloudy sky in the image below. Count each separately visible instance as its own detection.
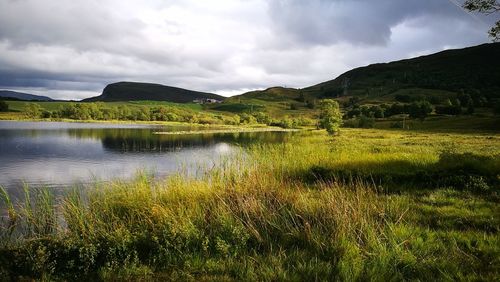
[0,0,497,100]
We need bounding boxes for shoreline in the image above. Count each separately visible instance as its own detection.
[0,118,302,132]
[153,127,299,135]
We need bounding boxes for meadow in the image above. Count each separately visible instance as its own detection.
[0,128,498,280]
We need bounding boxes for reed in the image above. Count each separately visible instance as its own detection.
[0,128,498,280]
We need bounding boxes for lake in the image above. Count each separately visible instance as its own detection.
[0,121,292,199]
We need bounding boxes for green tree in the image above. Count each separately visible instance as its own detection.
[463,0,500,41]
[25,103,43,118]
[253,112,271,125]
[408,101,433,120]
[306,99,316,109]
[370,105,385,118]
[319,99,342,135]
[0,100,8,112]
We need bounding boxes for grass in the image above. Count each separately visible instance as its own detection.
[0,128,499,280]
[374,115,500,132]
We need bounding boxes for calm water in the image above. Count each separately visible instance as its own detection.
[0,121,292,198]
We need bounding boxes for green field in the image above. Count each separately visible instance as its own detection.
[1,128,498,280]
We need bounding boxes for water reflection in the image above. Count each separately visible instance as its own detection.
[0,121,292,199]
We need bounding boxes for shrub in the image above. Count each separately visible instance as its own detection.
[239,113,257,124]
[358,115,375,128]
[0,100,8,112]
[25,103,43,118]
[289,103,300,110]
[435,105,462,115]
[408,100,433,119]
[319,99,342,135]
[253,112,271,125]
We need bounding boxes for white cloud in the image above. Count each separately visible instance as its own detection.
[0,0,493,100]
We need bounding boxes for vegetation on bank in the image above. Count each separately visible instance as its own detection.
[0,100,317,129]
[0,128,498,280]
[0,100,8,112]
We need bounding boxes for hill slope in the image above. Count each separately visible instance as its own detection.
[83,82,224,103]
[230,87,301,101]
[0,90,53,101]
[302,43,500,100]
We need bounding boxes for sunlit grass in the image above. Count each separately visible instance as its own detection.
[0,128,498,280]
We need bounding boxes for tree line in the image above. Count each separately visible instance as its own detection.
[23,102,316,128]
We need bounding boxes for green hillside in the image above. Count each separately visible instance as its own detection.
[83,82,225,103]
[229,43,500,105]
[229,87,302,102]
[303,43,500,100]
[209,43,500,121]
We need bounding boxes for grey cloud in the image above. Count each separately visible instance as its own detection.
[0,0,495,99]
[267,0,489,46]
[0,1,145,49]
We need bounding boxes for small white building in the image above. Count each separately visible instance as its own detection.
[193,98,222,104]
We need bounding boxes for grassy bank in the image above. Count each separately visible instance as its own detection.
[0,100,316,129]
[0,129,499,280]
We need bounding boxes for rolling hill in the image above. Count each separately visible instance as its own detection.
[230,43,500,107]
[302,42,500,100]
[0,90,53,101]
[83,82,224,103]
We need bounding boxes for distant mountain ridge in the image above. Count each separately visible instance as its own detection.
[0,90,53,101]
[83,82,224,103]
[302,43,500,99]
[233,43,500,103]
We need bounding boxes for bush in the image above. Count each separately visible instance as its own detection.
[306,100,316,109]
[435,105,462,115]
[0,100,8,112]
[408,100,433,119]
[319,99,342,135]
[358,115,375,128]
[239,113,257,124]
[25,103,43,118]
[395,94,411,103]
[493,102,500,115]
[277,117,294,129]
[253,112,271,125]
[385,103,407,117]
[289,103,300,110]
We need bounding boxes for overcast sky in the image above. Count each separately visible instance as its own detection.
[0,0,497,100]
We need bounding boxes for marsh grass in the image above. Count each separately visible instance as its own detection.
[0,128,498,280]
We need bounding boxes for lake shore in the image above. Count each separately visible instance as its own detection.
[0,115,290,130]
[1,128,498,280]
[153,127,299,135]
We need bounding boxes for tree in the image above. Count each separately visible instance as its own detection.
[408,101,433,120]
[25,103,43,118]
[319,99,342,135]
[0,100,8,112]
[463,0,500,41]
[253,112,271,125]
[370,105,385,118]
[306,99,316,109]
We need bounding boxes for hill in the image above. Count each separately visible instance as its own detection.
[228,43,500,109]
[230,87,301,102]
[302,43,500,100]
[210,87,309,116]
[83,82,225,103]
[0,90,53,101]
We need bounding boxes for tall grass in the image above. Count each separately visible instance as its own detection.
[0,128,498,280]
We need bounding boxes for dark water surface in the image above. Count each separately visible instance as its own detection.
[0,121,291,198]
